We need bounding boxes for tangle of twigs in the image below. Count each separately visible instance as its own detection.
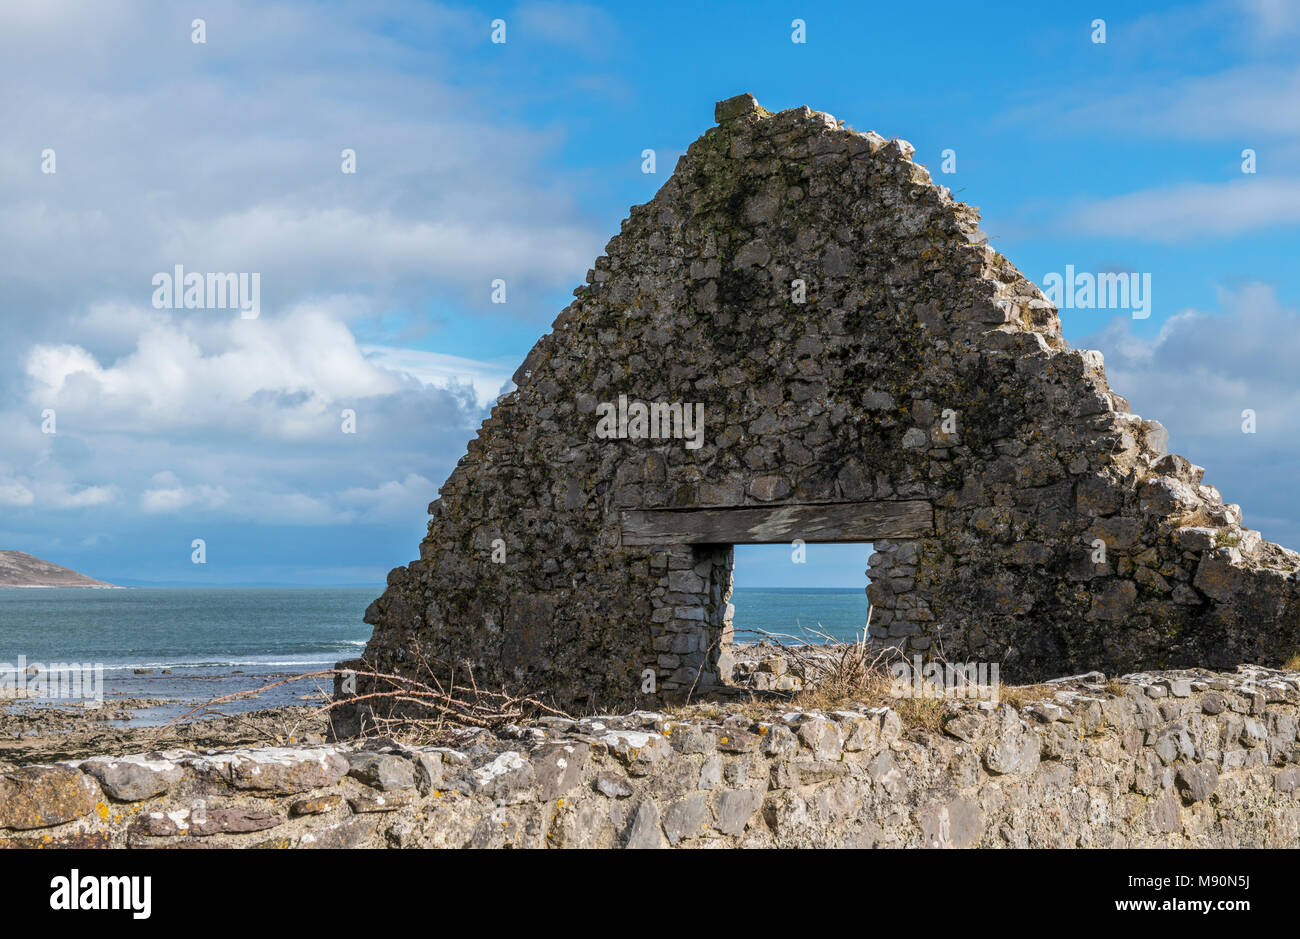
[155,652,571,747]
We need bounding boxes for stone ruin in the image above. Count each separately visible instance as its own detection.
[357,93,1300,713]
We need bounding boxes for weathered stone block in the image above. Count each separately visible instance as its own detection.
[348,789,417,814]
[0,766,98,830]
[1175,764,1219,805]
[347,752,417,792]
[78,755,184,802]
[197,748,348,795]
[290,793,342,816]
[713,788,763,837]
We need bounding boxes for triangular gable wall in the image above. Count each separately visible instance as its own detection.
[358,94,1300,712]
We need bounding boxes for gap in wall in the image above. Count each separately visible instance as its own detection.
[729,542,873,645]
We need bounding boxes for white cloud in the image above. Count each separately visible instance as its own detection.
[0,0,605,343]
[26,306,408,438]
[1042,62,1300,140]
[1088,283,1300,422]
[141,483,231,514]
[0,476,113,509]
[337,473,435,522]
[155,207,599,302]
[0,480,35,506]
[1082,283,1300,546]
[46,485,116,509]
[364,346,514,406]
[1063,179,1300,242]
[130,472,436,525]
[1008,0,1300,141]
[1238,0,1300,37]
[0,0,581,577]
[7,299,487,527]
[515,2,618,52]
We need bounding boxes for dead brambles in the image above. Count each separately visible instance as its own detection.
[1103,680,1131,698]
[724,625,1023,732]
[998,684,1061,709]
[157,653,571,749]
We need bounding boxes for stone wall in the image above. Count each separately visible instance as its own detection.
[359,92,1300,713]
[5,668,1300,848]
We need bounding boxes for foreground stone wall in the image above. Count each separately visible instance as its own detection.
[359,93,1300,713]
[5,668,1300,848]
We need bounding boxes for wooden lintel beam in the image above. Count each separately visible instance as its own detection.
[620,500,934,546]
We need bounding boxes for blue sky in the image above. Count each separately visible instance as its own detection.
[2,0,1300,588]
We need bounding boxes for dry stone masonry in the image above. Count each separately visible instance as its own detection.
[5,669,1300,848]
[357,93,1300,713]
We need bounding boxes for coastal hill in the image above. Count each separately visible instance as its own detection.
[0,551,115,588]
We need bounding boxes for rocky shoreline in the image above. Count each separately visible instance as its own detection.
[2,665,1299,848]
[0,700,329,767]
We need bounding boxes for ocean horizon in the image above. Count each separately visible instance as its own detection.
[0,585,866,722]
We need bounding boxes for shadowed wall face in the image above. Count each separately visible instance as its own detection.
[356,95,1300,713]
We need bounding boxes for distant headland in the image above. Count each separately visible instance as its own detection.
[0,551,116,588]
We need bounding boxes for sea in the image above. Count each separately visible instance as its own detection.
[728,587,870,644]
[0,586,867,724]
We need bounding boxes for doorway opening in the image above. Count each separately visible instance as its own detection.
[628,500,934,698]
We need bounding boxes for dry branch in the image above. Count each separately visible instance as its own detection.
[154,658,571,748]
